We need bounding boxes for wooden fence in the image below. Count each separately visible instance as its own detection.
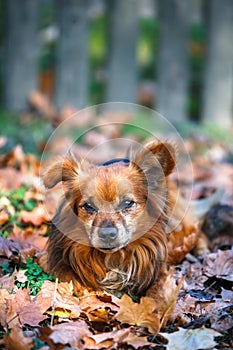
[1,0,233,127]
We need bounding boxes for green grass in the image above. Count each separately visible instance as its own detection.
[0,109,51,154]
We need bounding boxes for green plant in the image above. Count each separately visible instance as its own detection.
[15,258,54,296]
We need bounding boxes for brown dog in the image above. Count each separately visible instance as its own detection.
[43,141,199,297]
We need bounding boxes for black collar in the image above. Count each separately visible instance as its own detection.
[100,158,130,167]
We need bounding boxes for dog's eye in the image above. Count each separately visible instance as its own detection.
[82,202,96,213]
[119,199,135,210]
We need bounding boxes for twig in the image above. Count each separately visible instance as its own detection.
[50,277,58,327]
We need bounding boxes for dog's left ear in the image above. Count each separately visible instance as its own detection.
[131,141,176,177]
[43,153,80,189]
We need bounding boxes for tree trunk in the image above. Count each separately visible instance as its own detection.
[4,0,39,111]
[156,0,190,122]
[105,0,139,103]
[55,0,90,110]
[202,0,233,128]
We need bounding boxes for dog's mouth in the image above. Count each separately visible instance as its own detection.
[95,239,130,253]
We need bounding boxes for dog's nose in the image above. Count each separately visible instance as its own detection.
[99,226,118,241]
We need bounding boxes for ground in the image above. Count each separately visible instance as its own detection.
[0,106,233,349]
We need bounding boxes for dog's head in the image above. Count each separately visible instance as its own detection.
[43,141,176,252]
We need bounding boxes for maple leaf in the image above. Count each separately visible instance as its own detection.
[3,325,34,350]
[161,327,221,350]
[115,295,160,334]
[6,288,48,327]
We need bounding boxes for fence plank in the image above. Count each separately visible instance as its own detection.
[202,0,233,128]
[4,0,39,111]
[156,0,190,122]
[54,0,90,110]
[105,0,139,103]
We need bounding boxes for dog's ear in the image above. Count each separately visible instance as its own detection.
[131,141,176,177]
[43,154,79,189]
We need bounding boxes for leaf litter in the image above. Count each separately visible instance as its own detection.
[0,115,233,349]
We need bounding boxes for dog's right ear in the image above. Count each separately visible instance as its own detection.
[43,154,79,189]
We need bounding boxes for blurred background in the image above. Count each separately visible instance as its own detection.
[0,0,232,154]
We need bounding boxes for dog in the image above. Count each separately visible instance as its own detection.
[43,141,204,297]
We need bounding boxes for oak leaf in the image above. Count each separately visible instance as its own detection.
[115,295,160,334]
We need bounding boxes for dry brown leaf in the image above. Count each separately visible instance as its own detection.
[3,325,34,350]
[123,333,154,349]
[1,230,36,262]
[29,90,56,119]
[79,291,119,313]
[161,327,221,350]
[0,274,15,290]
[49,321,92,349]
[85,328,130,350]
[0,209,10,225]
[0,168,24,191]
[146,267,184,328]
[20,204,51,226]
[204,249,233,281]
[38,280,81,319]
[0,236,21,258]
[115,295,160,334]
[13,270,28,283]
[6,288,48,327]
[0,288,15,329]
[10,224,47,252]
[168,226,199,265]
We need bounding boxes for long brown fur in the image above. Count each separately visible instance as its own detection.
[43,141,198,297]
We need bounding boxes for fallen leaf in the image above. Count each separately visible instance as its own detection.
[0,233,36,262]
[7,288,48,327]
[13,269,28,283]
[49,321,92,349]
[79,291,119,313]
[85,328,130,350]
[38,280,81,319]
[116,295,160,334]
[10,224,48,252]
[146,267,184,328]
[204,249,233,281]
[20,204,51,226]
[123,333,154,349]
[0,288,15,329]
[0,168,24,190]
[0,236,21,258]
[2,325,34,350]
[0,274,15,290]
[161,327,221,350]
[0,209,10,225]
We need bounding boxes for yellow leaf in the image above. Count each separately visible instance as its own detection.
[115,295,160,334]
